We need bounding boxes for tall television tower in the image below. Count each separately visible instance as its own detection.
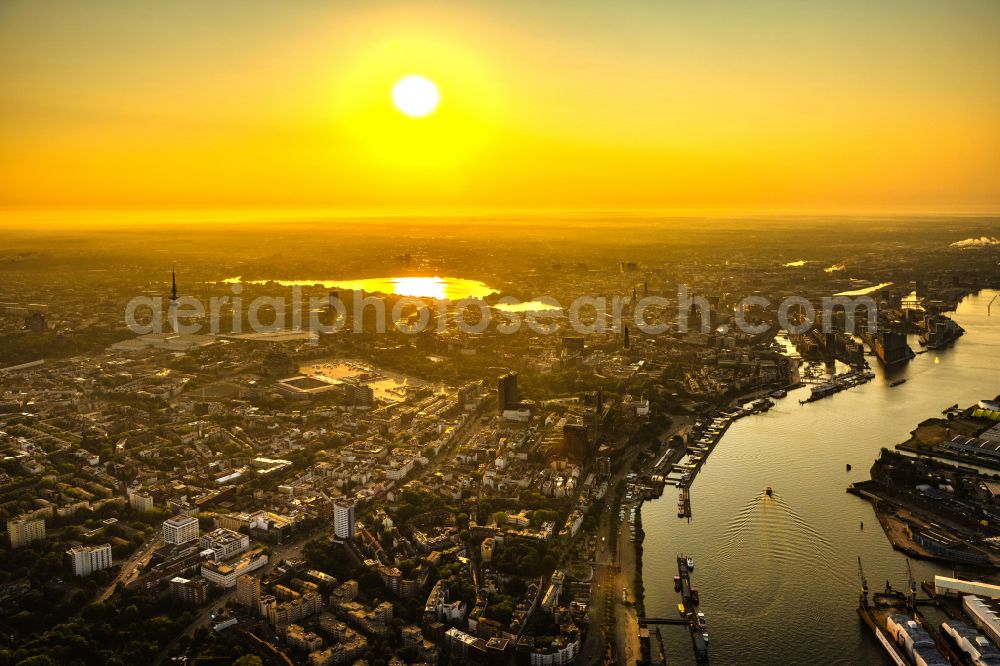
[168,265,179,333]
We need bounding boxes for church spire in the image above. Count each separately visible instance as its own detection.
[171,265,178,302]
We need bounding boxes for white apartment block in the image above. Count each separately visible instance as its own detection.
[67,543,113,576]
[163,515,199,545]
[334,501,355,540]
[8,517,45,548]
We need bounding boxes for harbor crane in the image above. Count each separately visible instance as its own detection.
[857,556,869,608]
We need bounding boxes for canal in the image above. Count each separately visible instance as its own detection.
[640,289,1000,664]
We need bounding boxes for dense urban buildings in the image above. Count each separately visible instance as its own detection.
[1,2,999,665]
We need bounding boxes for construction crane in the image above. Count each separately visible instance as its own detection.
[905,558,917,612]
[857,556,870,608]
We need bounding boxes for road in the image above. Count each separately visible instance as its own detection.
[578,417,691,666]
[577,440,637,666]
[97,534,162,603]
[615,500,640,666]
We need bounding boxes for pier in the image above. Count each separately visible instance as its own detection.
[677,487,691,519]
[798,369,875,404]
[637,555,711,664]
[678,555,710,664]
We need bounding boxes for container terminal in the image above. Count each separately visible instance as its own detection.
[852,557,1000,666]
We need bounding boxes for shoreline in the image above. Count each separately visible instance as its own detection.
[612,418,691,665]
[616,399,772,662]
[847,482,1000,569]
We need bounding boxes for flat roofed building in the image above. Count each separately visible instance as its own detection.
[286,623,323,651]
[128,490,155,513]
[334,501,355,540]
[936,576,1000,600]
[964,595,1000,648]
[235,574,261,609]
[8,517,45,549]
[67,543,112,576]
[169,576,207,605]
[201,549,268,588]
[163,515,199,545]
[199,527,250,562]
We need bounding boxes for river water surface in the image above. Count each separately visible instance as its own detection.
[640,290,1000,665]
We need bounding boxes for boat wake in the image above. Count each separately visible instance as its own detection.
[719,491,852,591]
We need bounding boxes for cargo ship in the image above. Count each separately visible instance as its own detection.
[856,559,950,666]
[858,602,950,666]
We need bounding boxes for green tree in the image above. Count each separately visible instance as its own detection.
[232,656,263,666]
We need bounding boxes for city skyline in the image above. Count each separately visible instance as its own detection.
[2,3,1000,666]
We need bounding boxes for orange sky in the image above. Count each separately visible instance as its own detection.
[1,1,999,213]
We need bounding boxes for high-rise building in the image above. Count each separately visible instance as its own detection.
[8,517,45,548]
[169,576,207,605]
[67,543,113,576]
[334,501,356,540]
[497,372,518,413]
[236,574,261,609]
[563,422,594,462]
[687,302,704,333]
[345,382,374,408]
[163,515,199,545]
[128,489,155,513]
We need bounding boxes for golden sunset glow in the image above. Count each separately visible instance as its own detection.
[0,1,998,212]
[226,277,496,301]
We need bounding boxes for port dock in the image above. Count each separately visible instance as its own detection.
[677,487,691,519]
[640,555,710,664]
[855,557,962,666]
[799,369,875,404]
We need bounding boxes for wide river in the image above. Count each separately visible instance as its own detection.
[641,289,1000,665]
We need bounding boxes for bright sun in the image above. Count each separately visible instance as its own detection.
[392,75,440,118]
